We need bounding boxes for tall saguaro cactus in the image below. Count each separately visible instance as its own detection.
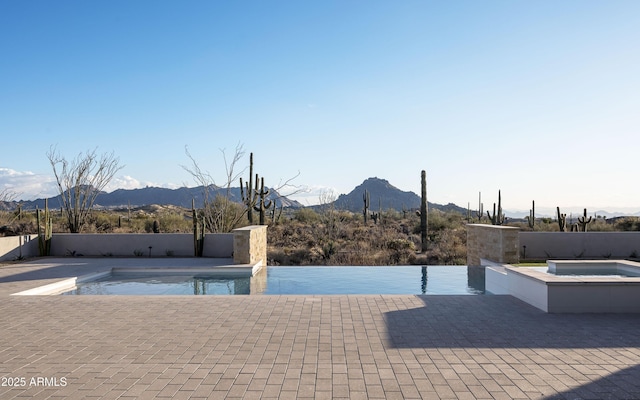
[486,190,505,225]
[475,192,484,222]
[556,207,567,232]
[271,203,283,224]
[240,152,274,225]
[526,200,535,230]
[37,198,52,256]
[253,177,273,225]
[577,208,592,232]
[192,199,204,256]
[240,153,258,224]
[419,170,428,253]
[363,189,370,224]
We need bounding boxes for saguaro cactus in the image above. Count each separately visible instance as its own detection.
[271,203,283,224]
[240,153,259,224]
[475,192,484,222]
[577,208,592,232]
[192,199,204,256]
[556,207,567,232]
[363,189,370,224]
[37,199,52,256]
[526,200,535,230]
[371,211,379,225]
[419,170,428,252]
[486,190,505,225]
[371,197,382,225]
[253,177,273,225]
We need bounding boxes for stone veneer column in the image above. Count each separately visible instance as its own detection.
[232,225,267,266]
[466,224,520,266]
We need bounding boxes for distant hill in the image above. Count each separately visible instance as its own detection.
[0,185,303,211]
[0,177,468,215]
[330,177,467,214]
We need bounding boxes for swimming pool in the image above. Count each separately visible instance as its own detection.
[60,266,485,295]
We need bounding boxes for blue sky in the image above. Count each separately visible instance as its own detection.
[1,1,639,215]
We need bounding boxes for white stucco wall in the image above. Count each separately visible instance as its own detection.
[49,233,233,257]
[0,235,39,261]
[520,232,640,260]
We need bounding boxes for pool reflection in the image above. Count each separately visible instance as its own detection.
[467,266,486,293]
[192,276,251,295]
[63,266,485,295]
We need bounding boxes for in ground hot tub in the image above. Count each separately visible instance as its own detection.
[486,260,640,313]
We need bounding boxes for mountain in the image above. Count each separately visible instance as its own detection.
[0,177,467,214]
[330,177,467,214]
[0,185,303,211]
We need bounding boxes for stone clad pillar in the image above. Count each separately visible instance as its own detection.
[467,224,519,266]
[233,225,267,266]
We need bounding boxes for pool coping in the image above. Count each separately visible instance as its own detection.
[11,269,113,295]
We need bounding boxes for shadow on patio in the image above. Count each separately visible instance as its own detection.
[385,295,640,349]
[543,364,640,399]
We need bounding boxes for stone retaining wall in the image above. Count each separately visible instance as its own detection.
[467,224,519,266]
[233,225,267,266]
[468,226,640,266]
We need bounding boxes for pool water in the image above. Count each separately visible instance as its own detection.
[62,274,252,295]
[61,266,485,296]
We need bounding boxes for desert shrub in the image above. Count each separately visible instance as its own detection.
[288,248,313,265]
[350,226,371,242]
[381,209,403,222]
[319,209,350,240]
[507,219,560,231]
[386,238,415,251]
[12,220,38,235]
[0,210,40,235]
[157,212,191,232]
[294,208,320,224]
[201,196,247,233]
[127,217,148,233]
[321,241,337,260]
[412,209,463,236]
[0,210,13,228]
[267,207,470,266]
[614,217,640,231]
[426,229,467,265]
[588,218,614,231]
[90,212,117,232]
[268,249,287,265]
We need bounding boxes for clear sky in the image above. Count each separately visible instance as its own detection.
[1,1,639,215]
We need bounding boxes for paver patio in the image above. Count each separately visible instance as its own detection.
[1,258,639,399]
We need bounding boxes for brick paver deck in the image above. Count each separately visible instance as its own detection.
[1,259,639,399]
